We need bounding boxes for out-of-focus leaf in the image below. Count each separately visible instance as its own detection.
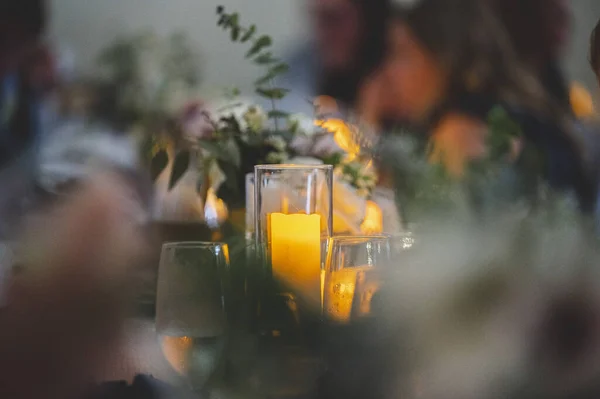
[168,150,191,190]
[254,52,276,65]
[267,110,290,119]
[219,161,240,193]
[321,152,344,167]
[150,150,169,181]
[256,87,289,100]
[254,73,275,86]
[246,35,272,58]
[241,25,256,42]
[231,26,240,41]
[229,13,239,27]
[199,139,241,168]
[268,63,289,76]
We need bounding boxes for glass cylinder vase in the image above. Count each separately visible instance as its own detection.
[254,165,333,315]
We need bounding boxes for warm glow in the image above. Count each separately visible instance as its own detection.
[325,266,379,323]
[204,188,228,226]
[361,201,384,234]
[570,82,595,118]
[316,119,361,159]
[161,335,193,376]
[269,213,322,308]
[325,268,357,322]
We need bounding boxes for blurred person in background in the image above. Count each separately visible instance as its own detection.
[277,0,390,115]
[591,17,600,85]
[377,0,595,212]
[0,1,148,397]
[492,0,573,115]
[0,175,147,399]
[0,0,48,239]
[0,0,47,170]
[493,0,596,120]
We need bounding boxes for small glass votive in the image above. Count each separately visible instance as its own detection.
[245,172,255,241]
[324,235,391,323]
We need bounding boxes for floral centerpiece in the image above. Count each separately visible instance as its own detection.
[140,8,380,233]
[86,7,379,233]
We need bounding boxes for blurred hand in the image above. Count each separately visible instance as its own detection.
[0,174,147,399]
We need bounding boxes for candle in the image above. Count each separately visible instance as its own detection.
[360,200,384,234]
[269,213,322,308]
[324,266,379,322]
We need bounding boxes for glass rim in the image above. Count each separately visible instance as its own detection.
[161,241,228,250]
[254,164,333,171]
[330,234,391,243]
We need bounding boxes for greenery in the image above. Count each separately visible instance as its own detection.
[144,6,377,207]
[143,6,301,205]
[384,106,553,225]
[95,31,201,132]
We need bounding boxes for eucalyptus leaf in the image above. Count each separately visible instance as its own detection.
[255,87,289,100]
[267,110,290,119]
[150,149,169,181]
[241,25,256,42]
[229,13,239,27]
[168,150,191,190]
[246,35,272,58]
[254,73,275,86]
[268,63,289,76]
[231,26,240,41]
[254,52,276,65]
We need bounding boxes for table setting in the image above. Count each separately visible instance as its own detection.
[3,5,600,399]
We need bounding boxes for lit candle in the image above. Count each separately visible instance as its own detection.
[325,266,379,323]
[269,213,322,308]
[360,200,384,234]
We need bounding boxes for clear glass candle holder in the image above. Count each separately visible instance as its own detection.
[254,165,333,313]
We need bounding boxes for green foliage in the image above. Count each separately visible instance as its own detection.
[486,106,522,162]
[384,106,551,225]
[150,149,169,181]
[168,151,191,190]
[216,6,290,128]
[245,36,273,58]
[267,110,290,119]
[255,88,289,100]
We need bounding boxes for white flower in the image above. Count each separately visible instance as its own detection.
[265,135,287,152]
[207,97,254,132]
[334,157,378,197]
[287,113,320,137]
[243,105,267,133]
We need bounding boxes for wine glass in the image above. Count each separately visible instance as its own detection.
[155,242,230,392]
[324,235,391,323]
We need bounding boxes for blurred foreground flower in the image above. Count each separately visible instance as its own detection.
[0,174,147,399]
[380,214,600,399]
